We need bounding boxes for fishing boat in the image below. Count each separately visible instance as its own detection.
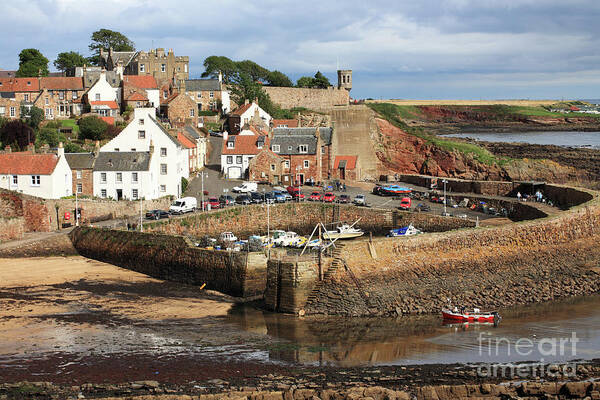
[442,307,501,323]
[379,185,412,196]
[387,224,422,237]
[322,224,365,240]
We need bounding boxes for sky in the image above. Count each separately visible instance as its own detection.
[2,0,600,100]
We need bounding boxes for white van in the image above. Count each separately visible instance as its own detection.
[232,182,258,193]
[169,197,197,214]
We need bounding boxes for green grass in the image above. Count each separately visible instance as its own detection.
[61,119,80,134]
[368,103,512,166]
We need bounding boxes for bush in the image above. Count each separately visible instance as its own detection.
[181,177,189,193]
[78,115,108,140]
[105,124,123,139]
[64,142,85,153]
[0,120,35,151]
[36,126,66,147]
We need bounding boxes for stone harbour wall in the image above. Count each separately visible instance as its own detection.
[69,227,267,298]
[263,86,349,111]
[0,217,24,242]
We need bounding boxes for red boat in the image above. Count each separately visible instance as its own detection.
[442,308,500,323]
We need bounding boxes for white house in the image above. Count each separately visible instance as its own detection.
[220,127,268,179]
[92,152,154,200]
[0,144,72,199]
[228,100,272,134]
[86,71,120,109]
[100,108,189,198]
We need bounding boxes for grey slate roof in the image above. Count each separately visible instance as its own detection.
[148,115,183,148]
[0,92,15,99]
[184,125,201,139]
[270,127,333,155]
[65,153,95,169]
[185,79,221,92]
[93,152,151,172]
[84,71,121,89]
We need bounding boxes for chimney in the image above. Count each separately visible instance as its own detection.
[244,98,249,106]
[4,145,11,153]
[149,140,155,154]
[218,71,223,83]
[57,142,64,157]
[223,131,228,141]
[93,140,100,157]
[27,143,35,154]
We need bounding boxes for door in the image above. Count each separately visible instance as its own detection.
[228,166,242,179]
[116,189,123,200]
[339,167,346,180]
[297,174,304,185]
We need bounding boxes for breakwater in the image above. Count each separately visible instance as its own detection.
[69,227,267,298]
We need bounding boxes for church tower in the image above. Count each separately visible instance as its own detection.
[337,70,352,91]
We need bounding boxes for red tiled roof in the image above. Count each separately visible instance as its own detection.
[100,116,115,125]
[0,78,40,92]
[123,75,158,89]
[333,155,358,170]
[0,152,59,175]
[231,103,252,116]
[222,134,268,155]
[40,77,84,90]
[163,92,179,105]
[126,92,148,101]
[177,132,196,149]
[272,119,298,128]
[90,101,119,109]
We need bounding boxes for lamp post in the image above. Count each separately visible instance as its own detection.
[75,188,79,227]
[139,173,143,232]
[442,179,448,215]
[200,172,208,211]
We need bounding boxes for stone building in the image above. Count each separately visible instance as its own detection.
[332,155,360,181]
[184,73,231,114]
[227,100,272,134]
[122,75,159,110]
[0,93,19,119]
[65,148,97,197]
[248,148,284,184]
[161,92,198,128]
[221,127,269,179]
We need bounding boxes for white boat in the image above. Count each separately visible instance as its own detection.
[272,230,299,247]
[387,224,422,237]
[322,224,365,240]
[290,236,308,248]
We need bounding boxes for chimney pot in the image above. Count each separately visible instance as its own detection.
[5,145,11,153]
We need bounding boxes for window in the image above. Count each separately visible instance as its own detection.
[139,118,144,125]
[100,189,107,198]
[9,107,15,117]
[209,91,214,98]
[190,109,195,117]
[304,160,309,169]
[160,147,167,156]
[130,148,136,151]
[236,155,242,164]
[132,189,138,199]
[160,164,167,174]
[160,185,166,192]
[321,146,326,154]
[44,97,49,105]
[45,108,53,117]
[116,172,122,183]
[197,92,202,98]
[114,148,119,152]
[227,141,234,149]
[100,173,107,183]
[138,130,145,139]
[95,93,100,101]
[140,64,145,73]
[59,91,64,100]
[184,64,188,72]
[288,146,293,151]
[24,94,29,102]
[163,90,168,99]
[76,170,82,179]
[284,160,290,169]
[271,164,275,171]
[132,172,138,183]
[30,175,40,186]
[226,156,233,164]
[272,144,280,152]
[0,107,4,115]
[299,145,308,153]
[161,64,166,72]
[11,175,17,186]
[72,92,78,99]
[76,183,82,193]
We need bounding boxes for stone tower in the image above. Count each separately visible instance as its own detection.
[337,70,352,91]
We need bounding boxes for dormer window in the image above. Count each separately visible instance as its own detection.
[299,145,308,153]
[163,90,168,99]
[27,81,31,86]
[227,141,234,149]
[288,146,293,151]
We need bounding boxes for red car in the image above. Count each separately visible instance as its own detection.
[309,191,322,201]
[286,186,305,200]
[323,192,336,203]
[399,197,411,210]
[208,197,221,209]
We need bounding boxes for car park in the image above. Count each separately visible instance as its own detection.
[398,197,412,210]
[208,197,221,209]
[219,195,235,207]
[145,209,170,220]
[353,194,366,206]
[250,191,265,204]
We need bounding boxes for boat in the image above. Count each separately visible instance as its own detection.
[442,307,501,323]
[379,185,412,196]
[322,224,365,240]
[290,236,308,248]
[388,224,422,237]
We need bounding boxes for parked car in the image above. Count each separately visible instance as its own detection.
[286,186,305,201]
[250,191,265,204]
[264,192,276,204]
[169,197,197,214]
[208,197,221,209]
[145,209,170,220]
[236,194,252,205]
[323,192,336,203]
[232,182,258,193]
[219,195,235,207]
[337,194,350,204]
[398,197,412,210]
[414,203,431,212]
[282,192,293,201]
[272,191,286,203]
[309,191,322,201]
[353,194,367,206]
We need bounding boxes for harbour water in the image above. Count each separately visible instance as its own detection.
[227,294,600,367]
[444,131,600,148]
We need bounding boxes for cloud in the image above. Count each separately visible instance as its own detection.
[1,0,599,99]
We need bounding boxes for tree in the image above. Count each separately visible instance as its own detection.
[54,51,87,72]
[313,71,331,88]
[16,49,49,77]
[230,72,278,117]
[88,29,135,65]
[236,60,270,82]
[0,120,35,151]
[78,116,108,140]
[37,126,66,148]
[266,70,293,87]
[20,105,44,129]
[64,142,85,153]
[296,76,315,88]
[201,56,238,83]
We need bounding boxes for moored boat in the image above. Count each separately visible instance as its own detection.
[442,307,501,323]
[388,224,422,237]
[322,224,365,240]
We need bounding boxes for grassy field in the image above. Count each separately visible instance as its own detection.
[368,99,558,106]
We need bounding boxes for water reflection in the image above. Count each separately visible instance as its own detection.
[226,295,600,366]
